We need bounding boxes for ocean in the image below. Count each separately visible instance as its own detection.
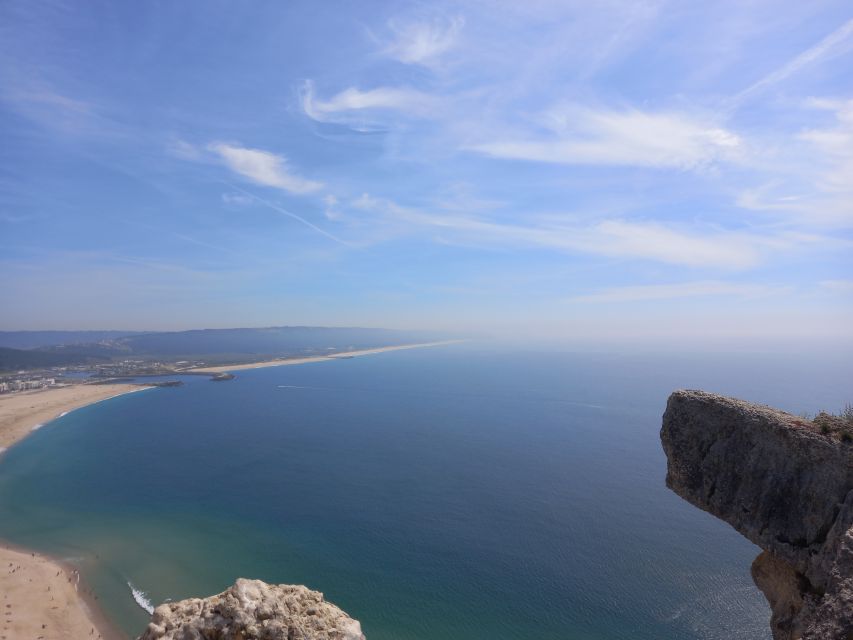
[0,344,850,639]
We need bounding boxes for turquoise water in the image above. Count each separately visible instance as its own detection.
[0,345,850,639]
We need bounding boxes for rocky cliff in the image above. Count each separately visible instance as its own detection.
[661,389,853,639]
[139,578,365,640]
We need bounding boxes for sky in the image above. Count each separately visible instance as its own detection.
[1,0,852,344]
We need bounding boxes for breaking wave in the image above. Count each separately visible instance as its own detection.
[128,581,154,614]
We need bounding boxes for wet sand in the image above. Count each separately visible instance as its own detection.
[0,536,124,640]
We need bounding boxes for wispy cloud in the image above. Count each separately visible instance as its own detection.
[731,18,853,107]
[570,281,786,303]
[566,220,760,268]
[820,279,853,293]
[322,194,341,220]
[208,143,322,194]
[350,194,789,268]
[0,85,120,137]
[123,219,245,258]
[381,14,464,66]
[300,81,437,122]
[576,0,664,80]
[799,99,853,194]
[221,192,254,206]
[3,88,91,115]
[4,1,851,337]
[736,99,853,225]
[222,183,350,247]
[467,106,740,171]
[168,139,204,161]
[168,143,341,243]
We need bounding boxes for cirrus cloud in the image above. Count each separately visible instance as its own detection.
[569,280,788,303]
[208,143,322,194]
[348,194,798,269]
[382,15,464,66]
[467,106,741,171]
[300,81,437,123]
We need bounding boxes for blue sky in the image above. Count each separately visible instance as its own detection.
[1,1,851,343]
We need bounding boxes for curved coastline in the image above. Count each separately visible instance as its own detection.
[0,342,457,639]
[0,383,151,640]
[0,384,151,452]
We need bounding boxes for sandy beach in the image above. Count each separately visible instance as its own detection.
[0,383,148,451]
[192,340,463,373]
[0,383,147,640]
[0,543,119,640]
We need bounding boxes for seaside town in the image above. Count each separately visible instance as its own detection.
[0,360,211,394]
[0,377,57,393]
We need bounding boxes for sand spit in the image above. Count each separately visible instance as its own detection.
[191,340,463,374]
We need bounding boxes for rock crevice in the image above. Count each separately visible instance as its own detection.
[661,389,853,639]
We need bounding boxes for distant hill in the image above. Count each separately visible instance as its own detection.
[0,331,143,350]
[116,327,445,357]
[0,326,454,370]
[0,347,111,371]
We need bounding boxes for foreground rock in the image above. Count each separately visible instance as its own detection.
[139,578,365,640]
[661,390,853,640]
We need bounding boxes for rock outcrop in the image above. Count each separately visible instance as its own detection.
[661,389,853,639]
[139,578,365,640]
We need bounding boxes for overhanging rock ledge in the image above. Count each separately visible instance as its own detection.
[661,389,853,639]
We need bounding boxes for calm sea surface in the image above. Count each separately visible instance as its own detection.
[0,345,850,639]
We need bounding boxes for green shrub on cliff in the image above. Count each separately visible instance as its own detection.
[811,406,853,443]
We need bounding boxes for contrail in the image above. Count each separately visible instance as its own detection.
[728,17,853,109]
[221,181,351,247]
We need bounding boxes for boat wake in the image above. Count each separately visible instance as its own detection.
[128,581,155,614]
[277,385,325,390]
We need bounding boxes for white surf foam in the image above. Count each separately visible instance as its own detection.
[59,411,69,417]
[30,423,43,431]
[128,581,155,614]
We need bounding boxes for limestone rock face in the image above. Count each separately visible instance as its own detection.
[661,390,853,640]
[139,578,366,640]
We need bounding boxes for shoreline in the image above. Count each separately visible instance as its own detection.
[0,540,126,640]
[0,383,150,640]
[0,340,458,638]
[0,383,150,452]
[190,340,464,373]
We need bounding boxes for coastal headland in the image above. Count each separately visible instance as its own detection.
[661,390,853,639]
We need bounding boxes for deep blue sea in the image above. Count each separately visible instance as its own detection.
[0,344,850,639]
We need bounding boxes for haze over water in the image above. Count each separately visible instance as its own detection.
[0,344,850,639]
